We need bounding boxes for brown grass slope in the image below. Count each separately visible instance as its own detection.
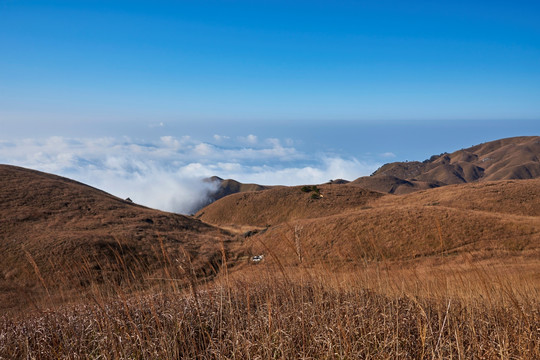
[375,178,540,217]
[241,179,540,268]
[352,135,540,194]
[0,165,233,313]
[196,184,385,228]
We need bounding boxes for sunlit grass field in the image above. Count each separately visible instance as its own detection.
[1,250,539,359]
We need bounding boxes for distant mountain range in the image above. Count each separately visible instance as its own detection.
[352,135,540,194]
[206,136,540,199]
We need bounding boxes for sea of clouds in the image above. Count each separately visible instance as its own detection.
[0,135,381,214]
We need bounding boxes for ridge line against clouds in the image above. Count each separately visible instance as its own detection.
[0,135,381,214]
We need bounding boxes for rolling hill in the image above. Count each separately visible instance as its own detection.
[238,179,540,268]
[0,165,234,312]
[196,184,385,228]
[196,136,540,269]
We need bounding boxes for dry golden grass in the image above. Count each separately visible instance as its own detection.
[0,228,538,358]
[1,257,539,359]
[242,204,539,268]
[374,179,540,217]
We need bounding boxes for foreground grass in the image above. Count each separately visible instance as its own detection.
[1,262,539,359]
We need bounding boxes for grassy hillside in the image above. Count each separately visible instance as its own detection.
[196,184,384,227]
[352,136,540,194]
[196,179,540,269]
[0,165,234,313]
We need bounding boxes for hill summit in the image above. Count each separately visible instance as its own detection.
[204,176,272,202]
[352,136,540,194]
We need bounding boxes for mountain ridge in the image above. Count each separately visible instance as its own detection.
[202,136,540,200]
[352,135,540,194]
[204,176,273,203]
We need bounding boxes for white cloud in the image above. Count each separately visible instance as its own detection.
[238,134,258,144]
[160,136,181,149]
[213,134,230,141]
[0,135,381,213]
[380,152,397,158]
[194,143,214,156]
[208,157,379,185]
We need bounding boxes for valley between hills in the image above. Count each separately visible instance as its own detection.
[1,136,539,358]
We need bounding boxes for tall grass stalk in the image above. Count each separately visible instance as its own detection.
[1,260,539,359]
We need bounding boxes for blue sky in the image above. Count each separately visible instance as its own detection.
[1,1,539,212]
[2,0,540,123]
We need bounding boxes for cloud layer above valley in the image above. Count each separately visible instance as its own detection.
[0,135,381,214]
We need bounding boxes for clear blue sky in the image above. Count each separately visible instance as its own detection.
[1,1,539,211]
[2,0,540,123]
